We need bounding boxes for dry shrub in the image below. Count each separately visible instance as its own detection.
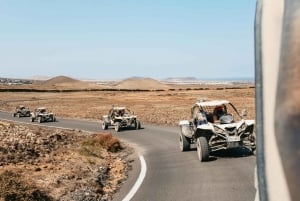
[79,133,122,158]
[0,170,52,201]
[93,133,122,152]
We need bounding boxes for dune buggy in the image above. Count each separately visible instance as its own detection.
[13,105,31,118]
[101,106,141,132]
[30,107,56,123]
[179,99,256,162]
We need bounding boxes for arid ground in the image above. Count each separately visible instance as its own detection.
[0,77,255,200]
[0,89,255,126]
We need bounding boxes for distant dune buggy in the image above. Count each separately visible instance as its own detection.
[30,107,56,123]
[179,100,256,162]
[13,105,31,118]
[102,106,141,132]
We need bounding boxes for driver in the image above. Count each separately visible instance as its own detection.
[213,105,226,121]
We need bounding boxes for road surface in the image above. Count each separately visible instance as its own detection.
[0,111,256,201]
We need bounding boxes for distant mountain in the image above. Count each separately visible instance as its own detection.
[161,77,254,85]
[163,77,199,82]
[162,77,202,84]
[27,76,52,80]
[41,76,80,86]
[115,77,169,90]
[34,75,102,89]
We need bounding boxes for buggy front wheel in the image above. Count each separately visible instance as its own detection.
[179,131,190,152]
[102,121,108,130]
[115,122,121,132]
[196,137,209,162]
[135,120,141,130]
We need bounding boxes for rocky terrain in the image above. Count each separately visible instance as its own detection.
[0,77,255,200]
[0,121,133,201]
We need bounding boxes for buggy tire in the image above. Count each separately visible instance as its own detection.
[102,121,108,130]
[30,118,34,122]
[38,117,42,123]
[179,131,190,152]
[249,132,256,155]
[196,137,209,162]
[135,120,141,130]
[115,122,121,132]
[13,113,16,117]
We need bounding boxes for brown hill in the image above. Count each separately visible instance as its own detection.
[36,76,103,90]
[114,77,169,90]
[41,76,80,86]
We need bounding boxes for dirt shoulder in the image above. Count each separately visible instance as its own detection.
[0,120,134,201]
[0,87,255,126]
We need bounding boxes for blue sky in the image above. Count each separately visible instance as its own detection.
[0,1,256,80]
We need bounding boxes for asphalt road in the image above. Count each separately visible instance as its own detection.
[0,111,256,201]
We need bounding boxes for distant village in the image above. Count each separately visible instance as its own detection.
[0,77,32,85]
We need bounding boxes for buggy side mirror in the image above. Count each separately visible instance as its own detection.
[241,109,247,117]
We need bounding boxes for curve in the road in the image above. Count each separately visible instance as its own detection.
[0,111,256,201]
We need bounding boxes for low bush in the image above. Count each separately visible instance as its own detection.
[79,133,122,158]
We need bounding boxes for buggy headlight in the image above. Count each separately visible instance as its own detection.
[213,125,226,135]
[238,123,247,133]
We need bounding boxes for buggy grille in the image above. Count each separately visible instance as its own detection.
[225,127,237,136]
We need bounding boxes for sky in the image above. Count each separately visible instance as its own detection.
[0,0,256,80]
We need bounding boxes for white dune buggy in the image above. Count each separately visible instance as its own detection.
[101,106,141,132]
[179,100,256,162]
[30,107,56,123]
[13,105,31,118]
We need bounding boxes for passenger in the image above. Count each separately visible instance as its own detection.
[196,109,208,126]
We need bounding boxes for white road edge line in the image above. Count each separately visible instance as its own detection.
[122,155,147,201]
